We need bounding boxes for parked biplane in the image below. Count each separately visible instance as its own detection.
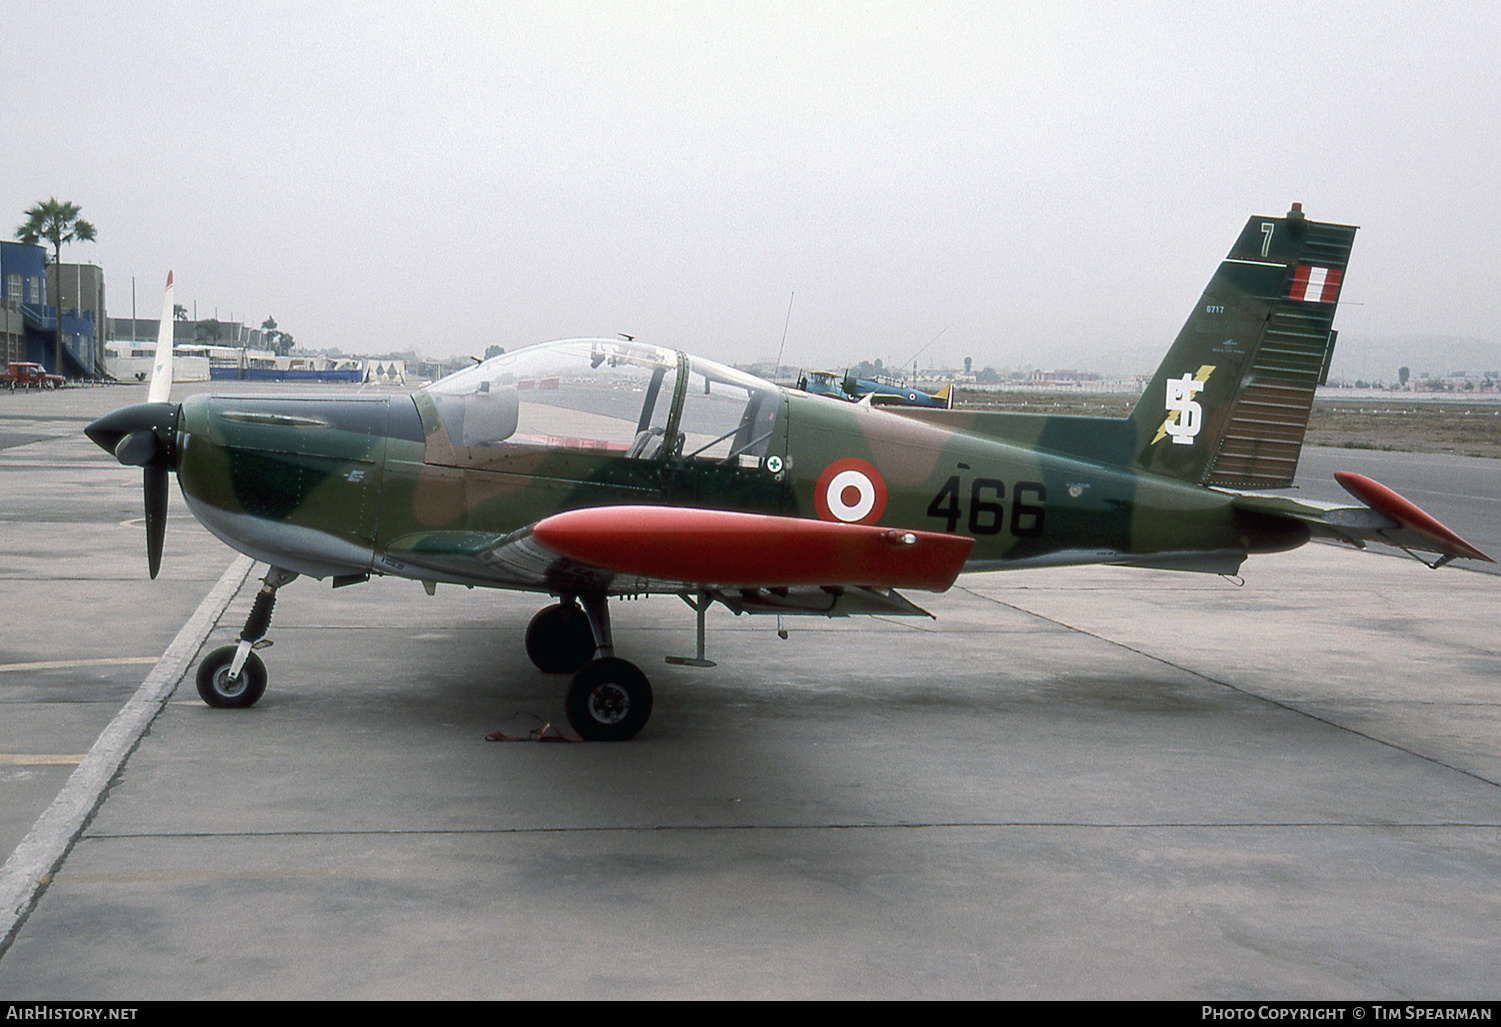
[86,205,1489,740]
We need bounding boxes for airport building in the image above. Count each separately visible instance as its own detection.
[0,241,105,377]
[0,241,45,367]
[108,315,271,353]
[106,316,279,381]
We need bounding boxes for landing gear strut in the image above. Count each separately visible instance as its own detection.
[530,593,654,741]
[195,567,297,708]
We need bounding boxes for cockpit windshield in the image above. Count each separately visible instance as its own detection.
[419,339,779,468]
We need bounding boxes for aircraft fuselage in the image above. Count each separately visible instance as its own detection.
[169,360,1305,594]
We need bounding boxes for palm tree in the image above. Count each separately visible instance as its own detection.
[195,318,224,345]
[260,316,284,355]
[15,198,97,376]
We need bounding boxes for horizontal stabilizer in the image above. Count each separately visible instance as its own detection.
[1229,475,1491,567]
[1333,472,1491,564]
[531,506,974,591]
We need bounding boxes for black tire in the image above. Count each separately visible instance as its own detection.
[565,658,653,742]
[195,645,268,708]
[525,603,595,674]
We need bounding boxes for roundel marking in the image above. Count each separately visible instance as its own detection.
[814,458,887,525]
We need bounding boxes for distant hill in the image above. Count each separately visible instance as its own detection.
[1065,345,1167,379]
[1327,336,1501,383]
[1057,335,1501,384]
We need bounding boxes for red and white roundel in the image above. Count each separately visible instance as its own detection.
[814,458,887,524]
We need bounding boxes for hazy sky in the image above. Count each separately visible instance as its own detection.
[7,2,1498,372]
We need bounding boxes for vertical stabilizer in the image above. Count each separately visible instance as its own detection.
[1128,205,1357,488]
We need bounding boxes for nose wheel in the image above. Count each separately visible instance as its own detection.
[196,646,267,708]
[193,567,296,709]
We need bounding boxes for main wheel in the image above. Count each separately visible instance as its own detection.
[195,645,268,708]
[525,602,595,674]
[565,658,653,742]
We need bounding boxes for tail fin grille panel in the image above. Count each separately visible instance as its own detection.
[1202,382,1317,487]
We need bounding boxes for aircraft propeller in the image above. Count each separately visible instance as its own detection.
[85,400,180,578]
[84,272,179,579]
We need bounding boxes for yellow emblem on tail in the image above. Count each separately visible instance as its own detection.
[1152,365,1216,445]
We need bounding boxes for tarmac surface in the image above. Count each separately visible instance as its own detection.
[1,383,1499,1000]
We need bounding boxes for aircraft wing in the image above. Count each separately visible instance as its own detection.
[1229,472,1492,568]
[384,506,975,603]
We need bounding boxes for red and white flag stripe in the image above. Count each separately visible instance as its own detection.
[1289,265,1342,304]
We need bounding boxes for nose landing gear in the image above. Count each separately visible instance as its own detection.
[194,567,297,708]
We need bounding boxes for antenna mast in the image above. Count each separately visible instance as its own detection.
[774,292,794,378]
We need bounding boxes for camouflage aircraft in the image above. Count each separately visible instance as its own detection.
[86,205,1489,741]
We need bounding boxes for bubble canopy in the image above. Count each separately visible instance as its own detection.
[419,338,780,465]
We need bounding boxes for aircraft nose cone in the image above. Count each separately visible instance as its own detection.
[86,402,180,468]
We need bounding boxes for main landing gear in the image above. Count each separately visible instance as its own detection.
[525,595,653,742]
[194,567,297,708]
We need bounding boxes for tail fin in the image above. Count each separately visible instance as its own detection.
[1128,204,1357,488]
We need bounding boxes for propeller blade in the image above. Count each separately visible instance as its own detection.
[144,466,168,580]
[147,272,175,404]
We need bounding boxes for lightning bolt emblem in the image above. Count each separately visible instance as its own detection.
[1152,365,1216,446]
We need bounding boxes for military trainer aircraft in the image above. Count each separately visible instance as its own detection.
[797,369,955,408]
[86,205,1490,740]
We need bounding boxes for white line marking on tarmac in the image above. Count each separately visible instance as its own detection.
[0,554,255,956]
[0,657,160,673]
[0,756,85,767]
